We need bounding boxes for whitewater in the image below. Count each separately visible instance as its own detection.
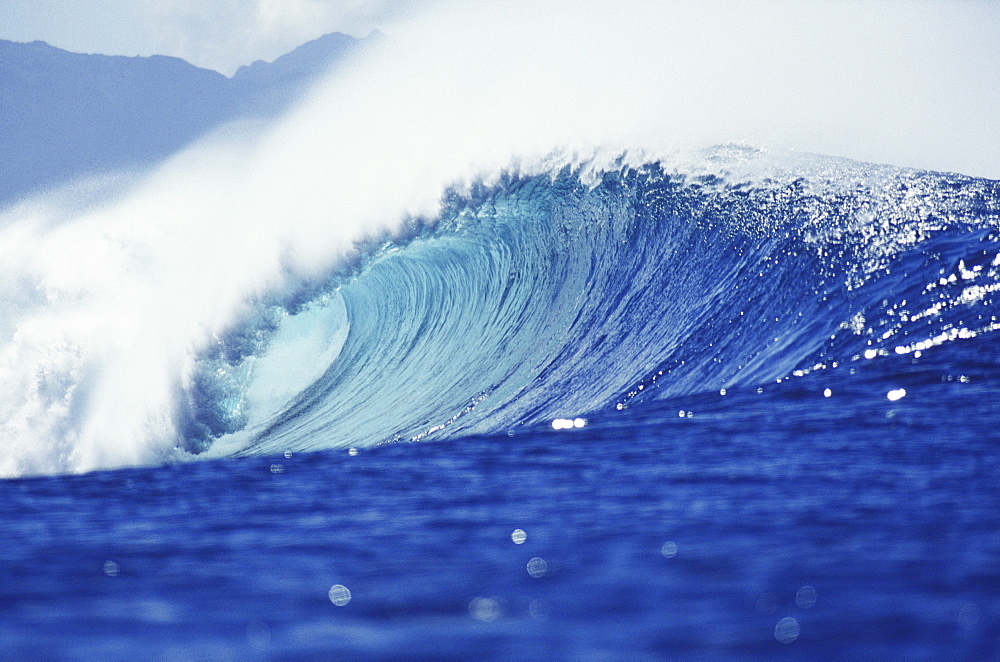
[2,1,997,477]
[1,2,999,657]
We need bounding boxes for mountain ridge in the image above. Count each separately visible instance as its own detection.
[0,33,366,205]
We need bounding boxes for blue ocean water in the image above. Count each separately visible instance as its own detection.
[2,150,999,659]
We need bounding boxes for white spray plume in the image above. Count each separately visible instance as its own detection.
[1,0,996,476]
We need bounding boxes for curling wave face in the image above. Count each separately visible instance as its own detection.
[181,150,999,458]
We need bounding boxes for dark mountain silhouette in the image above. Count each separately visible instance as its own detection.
[0,33,367,205]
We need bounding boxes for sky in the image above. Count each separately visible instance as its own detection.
[0,0,413,75]
[0,0,998,177]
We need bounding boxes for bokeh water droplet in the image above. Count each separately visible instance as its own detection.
[795,585,817,609]
[774,617,800,644]
[469,597,500,621]
[527,557,548,578]
[328,584,352,606]
[529,598,551,621]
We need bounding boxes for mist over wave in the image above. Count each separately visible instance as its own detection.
[1,1,997,477]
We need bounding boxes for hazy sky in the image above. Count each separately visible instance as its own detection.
[0,0,413,74]
[1,0,998,177]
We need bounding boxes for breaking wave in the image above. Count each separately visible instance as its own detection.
[191,149,1000,457]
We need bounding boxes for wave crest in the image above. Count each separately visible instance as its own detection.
[198,153,999,456]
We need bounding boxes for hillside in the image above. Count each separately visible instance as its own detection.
[0,33,364,204]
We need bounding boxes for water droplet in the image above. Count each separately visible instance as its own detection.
[102,560,120,577]
[527,557,548,578]
[823,388,832,398]
[958,603,981,629]
[795,586,817,609]
[774,617,800,644]
[511,529,527,544]
[269,463,284,474]
[469,597,500,621]
[529,598,551,621]
[887,388,907,401]
[328,584,352,606]
[660,541,678,558]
